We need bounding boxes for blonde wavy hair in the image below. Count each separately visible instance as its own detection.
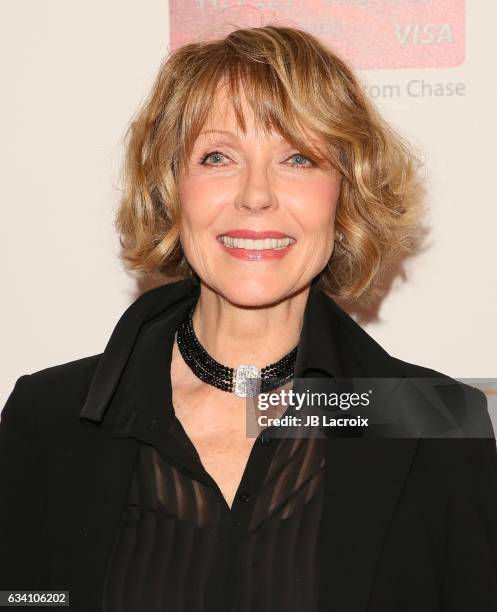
[115,25,426,304]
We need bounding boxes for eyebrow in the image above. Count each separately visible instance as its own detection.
[199,129,285,141]
[199,130,236,137]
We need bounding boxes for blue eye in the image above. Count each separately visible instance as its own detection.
[289,154,314,169]
[199,150,226,165]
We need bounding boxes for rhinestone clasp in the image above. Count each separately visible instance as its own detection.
[234,364,261,398]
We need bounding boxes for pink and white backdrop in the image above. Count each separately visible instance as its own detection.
[1,1,496,408]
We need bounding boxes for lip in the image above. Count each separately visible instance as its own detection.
[217,233,296,261]
[218,229,295,240]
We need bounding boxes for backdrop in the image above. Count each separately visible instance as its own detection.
[1,0,496,409]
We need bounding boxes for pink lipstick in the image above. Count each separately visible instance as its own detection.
[217,229,296,261]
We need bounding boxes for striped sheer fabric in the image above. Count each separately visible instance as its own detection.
[102,419,326,612]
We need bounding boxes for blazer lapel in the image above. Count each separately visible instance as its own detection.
[297,288,420,612]
[67,277,202,610]
[75,278,420,612]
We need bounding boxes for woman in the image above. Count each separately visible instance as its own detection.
[1,25,496,612]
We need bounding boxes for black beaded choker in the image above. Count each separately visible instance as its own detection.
[176,305,298,398]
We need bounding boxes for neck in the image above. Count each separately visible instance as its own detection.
[190,282,310,369]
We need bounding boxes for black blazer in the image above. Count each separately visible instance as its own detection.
[1,277,497,611]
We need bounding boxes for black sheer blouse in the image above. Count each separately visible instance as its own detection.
[101,301,327,612]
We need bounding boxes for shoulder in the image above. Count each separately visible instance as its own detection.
[1,354,102,433]
[390,355,454,380]
[393,356,491,437]
[388,361,497,539]
[392,355,487,407]
[1,277,200,432]
[28,352,101,391]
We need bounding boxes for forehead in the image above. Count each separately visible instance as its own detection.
[198,81,283,141]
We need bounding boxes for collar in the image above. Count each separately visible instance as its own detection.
[293,281,405,380]
[79,276,405,425]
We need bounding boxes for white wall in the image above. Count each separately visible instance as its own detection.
[1,0,171,404]
[1,1,496,408]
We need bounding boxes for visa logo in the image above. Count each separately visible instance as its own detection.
[395,23,455,46]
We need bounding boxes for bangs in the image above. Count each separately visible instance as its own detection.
[173,42,338,177]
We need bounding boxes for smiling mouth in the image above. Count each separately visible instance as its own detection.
[217,235,296,250]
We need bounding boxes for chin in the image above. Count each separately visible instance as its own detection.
[217,279,289,308]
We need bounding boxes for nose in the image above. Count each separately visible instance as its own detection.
[239,200,273,213]
[234,165,277,213]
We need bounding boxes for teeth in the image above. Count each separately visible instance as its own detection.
[219,236,296,250]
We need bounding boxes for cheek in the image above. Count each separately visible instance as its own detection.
[297,181,340,229]
[178,179,221,228]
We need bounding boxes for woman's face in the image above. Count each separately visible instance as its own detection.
[177,85,342,307]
